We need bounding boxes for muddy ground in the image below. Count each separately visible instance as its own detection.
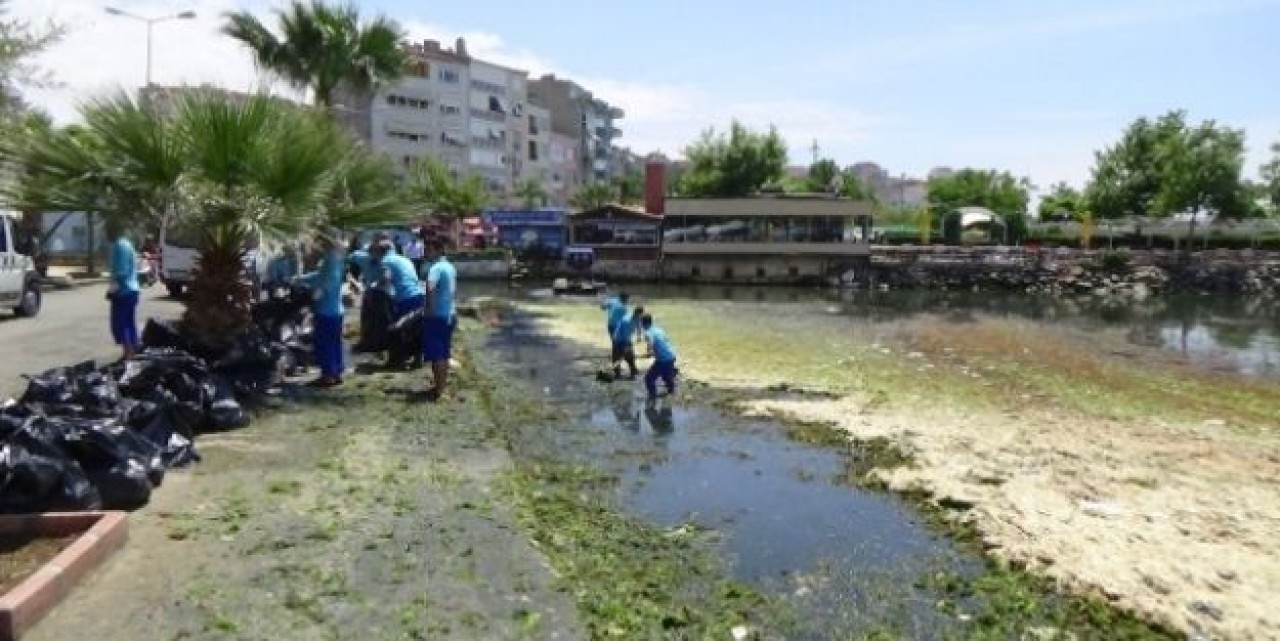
[526,298,1280,640]
[28,322,583,641]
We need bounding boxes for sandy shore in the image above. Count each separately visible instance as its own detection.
[525,299,1280,640]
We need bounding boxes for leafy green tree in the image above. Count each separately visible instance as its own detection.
[807,158,839,193]
[570,182,616,210]
[1085,111,1249,219]
[515,178,548,209]
[1261,141,1280,214]
[0,0,63,119]
[1038,182,1085,220]
[676,120,786,197]
[407,158,489,246]
[927,169,1030,218]
[224,1,406,109]
[1,93,404,349]
[614,170,643,205]
[839,170,876,201]
[928,169,1030,244]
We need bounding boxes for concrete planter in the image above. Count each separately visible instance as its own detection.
[0,512,129,640]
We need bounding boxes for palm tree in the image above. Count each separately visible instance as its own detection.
[223,1,406,109]
[570,182,616,211]
[514,178,547,209]
[407,158,488,248]
[2,93,405,350]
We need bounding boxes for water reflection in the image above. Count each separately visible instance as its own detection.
[644,401,675,435]
[519,282,1279,379]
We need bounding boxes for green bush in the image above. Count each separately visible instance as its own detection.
[1098,250,1132,273]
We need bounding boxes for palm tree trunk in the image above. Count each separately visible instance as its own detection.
[183,240,254,354]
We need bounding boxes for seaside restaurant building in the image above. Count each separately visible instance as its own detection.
[660,196,874,283]
[573,205,670,263]
[481,208,568,253]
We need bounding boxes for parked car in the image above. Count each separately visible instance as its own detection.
[0,212,41,317]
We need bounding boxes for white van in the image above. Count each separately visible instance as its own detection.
[159,221,275,298]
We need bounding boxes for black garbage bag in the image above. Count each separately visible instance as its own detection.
[141,318,189,351]
[74,371,123,418]
[115,349,210,397]
[204,375,248,431]
[212,329,278,394]
[123,399,199,468]
[20,361,97,406]
[355,287,394,353]
[53,417,165,488]
[130,387,200,439]
[387,307,424,366]
[83,459,152,509]
[0,417,102,513]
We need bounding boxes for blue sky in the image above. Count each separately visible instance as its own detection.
[16,0,1280,191]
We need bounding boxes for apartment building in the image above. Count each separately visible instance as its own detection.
[335,38,471,179]
[467,57,529,197]
[337,40,622,205]
[547,132,581,206]
[527,74,625,184]
[523,103,553,202]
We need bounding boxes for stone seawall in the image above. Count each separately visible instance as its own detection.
[869,249,1280,298]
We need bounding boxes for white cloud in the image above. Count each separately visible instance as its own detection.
[12,0,293,122]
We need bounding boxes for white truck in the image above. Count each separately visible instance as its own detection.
[0,213,41,317]
[159,221,274,298]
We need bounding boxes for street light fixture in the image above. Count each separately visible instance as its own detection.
[104,7,197,88]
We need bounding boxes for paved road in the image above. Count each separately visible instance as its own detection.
[0,285,183,399]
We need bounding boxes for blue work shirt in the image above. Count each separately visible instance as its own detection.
[300,249,346,317]
[110,238,139,294]
[645,326,677,363]
[382,253,423,301]
[602,296,626,328]
[349,249,373,283]
[426,257,457,319]
[268,253,299,284]
[613,311,640,345]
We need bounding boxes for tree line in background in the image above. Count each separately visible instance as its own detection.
[672,113,1280,238]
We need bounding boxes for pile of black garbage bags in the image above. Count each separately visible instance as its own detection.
[0,317,310,514]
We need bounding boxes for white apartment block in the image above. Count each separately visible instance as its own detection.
[524,103,554,201]
[467,58,529,197]
[338,38,623,206]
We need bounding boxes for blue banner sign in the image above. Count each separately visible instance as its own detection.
[483,208,566,226]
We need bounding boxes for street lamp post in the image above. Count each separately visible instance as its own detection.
[105,7,196,87]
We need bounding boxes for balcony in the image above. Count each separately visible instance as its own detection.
[469,107,505,123]
[609,106,625,119]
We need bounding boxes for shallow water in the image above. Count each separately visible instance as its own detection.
[486,310,983,638]
[472,280,1280,379]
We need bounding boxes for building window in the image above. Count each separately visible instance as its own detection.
[789,266,799,278]
[440,103,460,116]
[528,115,538,134]
[723,266,734,279]
[438,69,459,83]
[756,266,766,278]
[488,96,504,114]
[528,141,540,161]
[691,266,701,278]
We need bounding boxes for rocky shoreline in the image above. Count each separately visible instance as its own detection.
[870,252,1280,299]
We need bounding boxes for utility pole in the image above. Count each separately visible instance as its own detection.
[810,139,819,165]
